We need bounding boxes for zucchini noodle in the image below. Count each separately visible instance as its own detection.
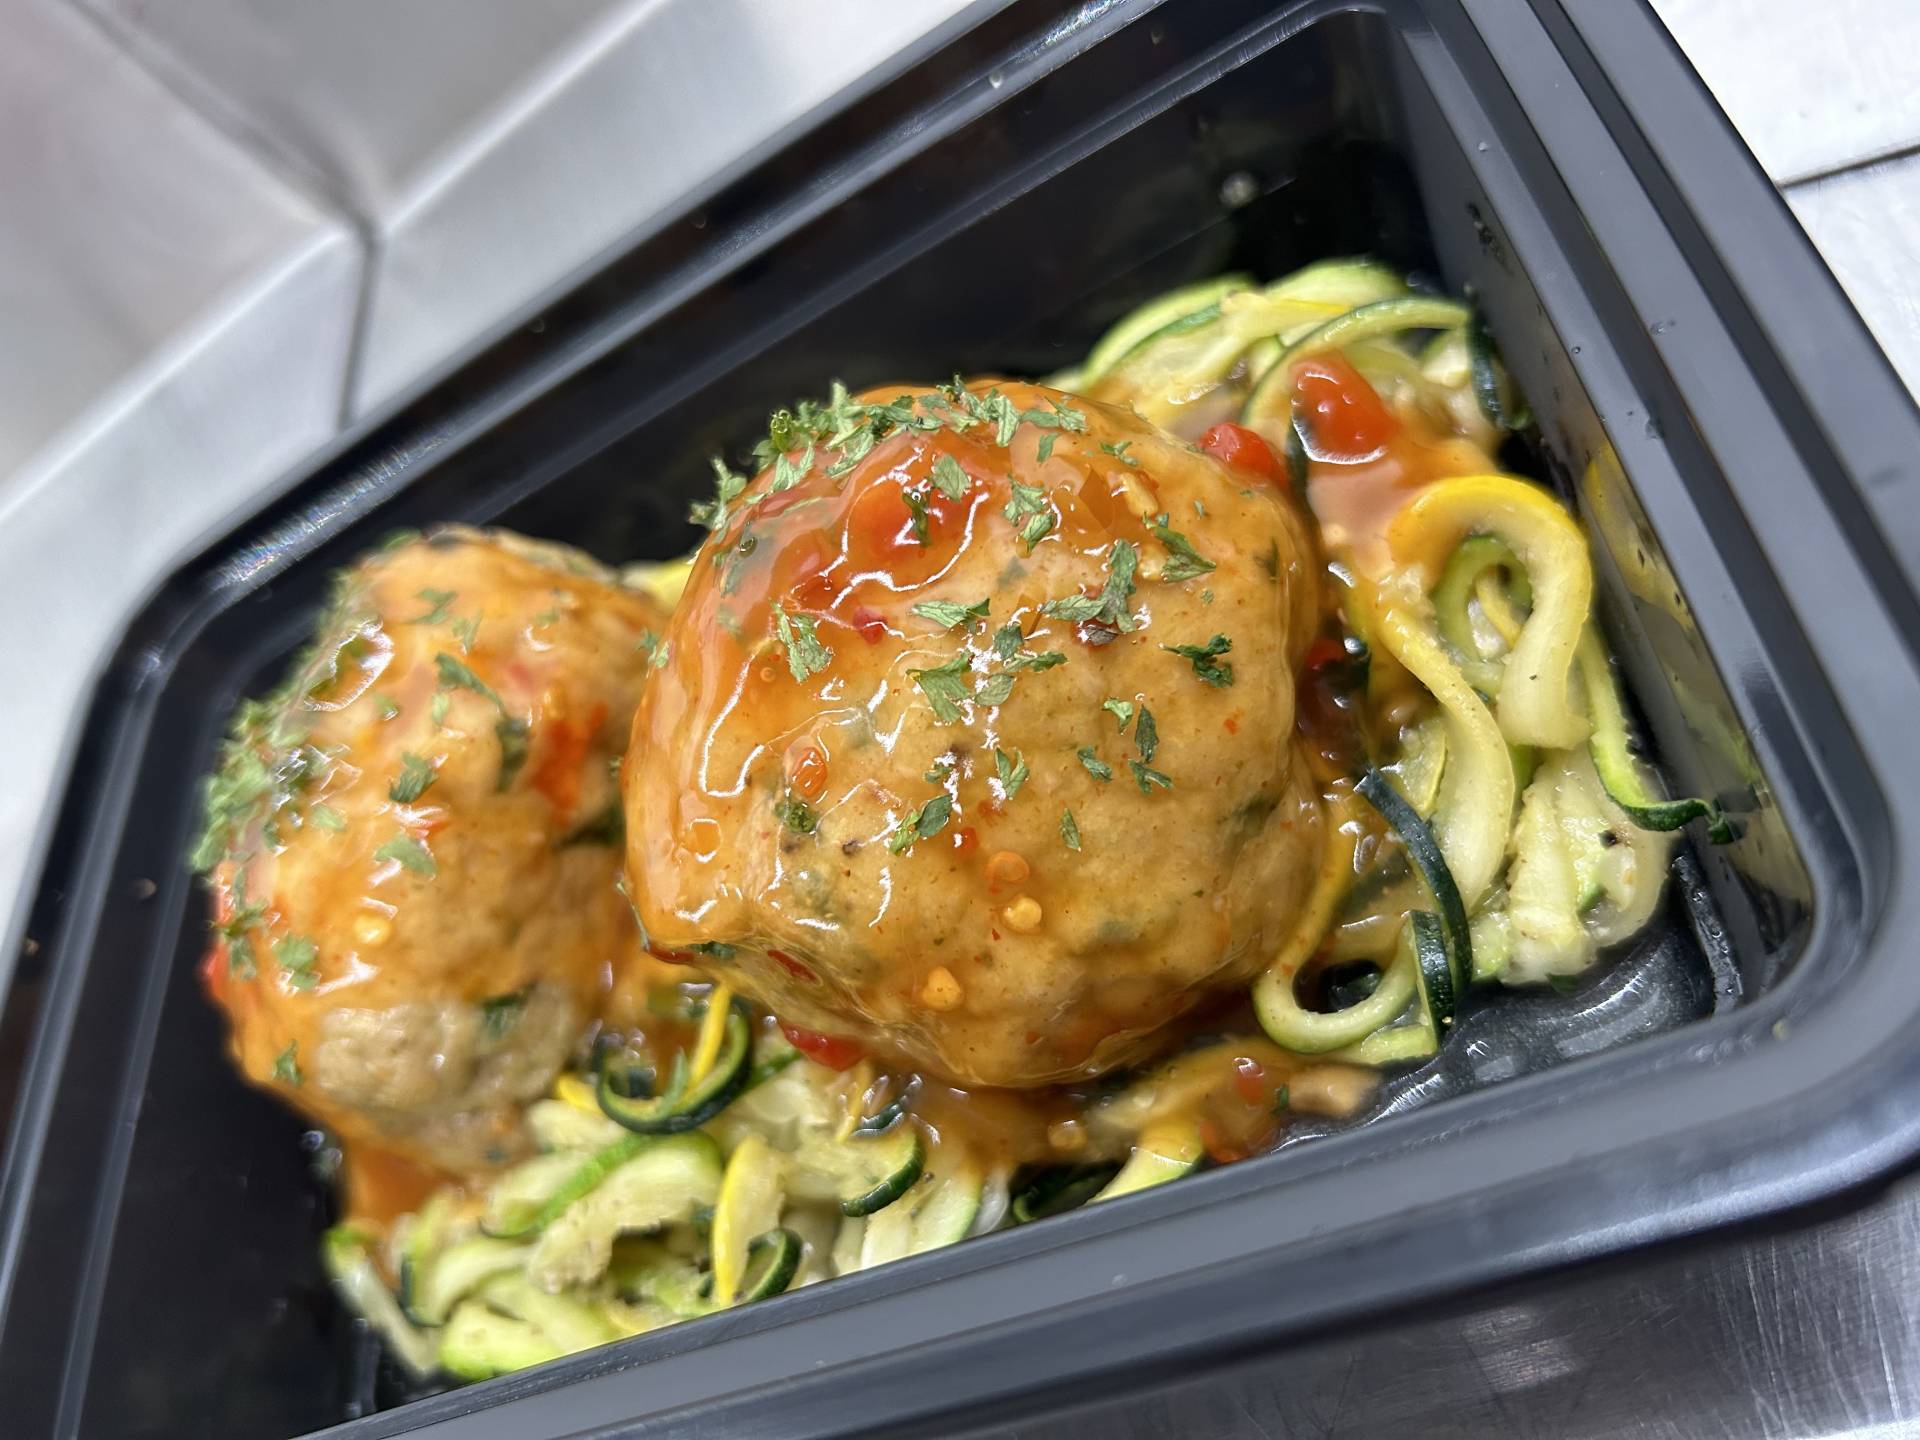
[1254,933,1418,1054]
[1385,475,1593,749]
[1372,600,1514,909]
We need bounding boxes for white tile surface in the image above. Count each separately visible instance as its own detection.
[78,0,630,216]
[350,0,982,415]
[1788,152,1920,398]
[1650,0,1920,183]
[0,0,339,480]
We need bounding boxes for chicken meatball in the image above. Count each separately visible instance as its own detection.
[194,527,666,1173]
[624,381,1326,1087]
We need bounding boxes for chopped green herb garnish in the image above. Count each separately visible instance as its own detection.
[886,793,954,853]
[995,747,1029,800]
[227,934,257,980]
[924,757,955,783]
[902,487,931,545]
[1163,633,1235,687]
[1037,433,1057,464]
[690,456,750,532]
[1041,538,1138,632]
[374,694,400,720]
[450,614,481,653]
[1149,514,1217,583]
[975,672,1017,707]
[188,572,375,872]
[1102,698,1135,731]
[1130,761,1173,794]
[1061,808,1082,851]
[410,588,457,624]
[991,623,1023,662]
[374,834,437,877]
[771,602,834,683]
[688,941,737,960]
[309,804,347,833]
[389,752,435,804]
[272,1043,302,1085]
[1273,1083,1290,1114]
[930,453,971,500]
[480,989,529,1041]
[911,597,990,631]
[495,716,531,791]
[638,630,670,669]
[776,795,819,835]
[275,934,318,990]
[430,692,449,727]
[1076,747,1113,782]
[1006,649,1065,673]
[910,653,971,724]
[1003,482,1054,552]
[533,609,559,627]
[1099,439,1139,467]
[434,651,504,708]
[1136,706,1160,764]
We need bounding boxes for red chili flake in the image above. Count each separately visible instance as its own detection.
[851,606,889,644]
[769,949,818,983]
[779,1022,864,1070]
[951,825,978,855]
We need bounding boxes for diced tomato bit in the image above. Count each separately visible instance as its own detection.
[1222,714,1240,734]
[851,606,890,644]
[1198,422,1286,483]
[1231,1055,1267,1107]
[1292,352,1398,457]
[650,946,698,965]
[779,1022,864,1070]
[769,949,818,983]
[789,745,830,801]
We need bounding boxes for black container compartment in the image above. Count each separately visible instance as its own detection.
[5,1,1919,1436]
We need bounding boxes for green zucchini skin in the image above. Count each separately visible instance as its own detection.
[734,1228,803,1303]
[1579,636,1738,843]
[836,1127,926,1218]
[1357,765,1472,1029]
[1079,275,1253,384]
[598,1003,753,1135]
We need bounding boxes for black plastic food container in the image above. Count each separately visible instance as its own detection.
[6,0,1920,1435]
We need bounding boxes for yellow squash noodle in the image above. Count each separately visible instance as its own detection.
[1373,601,1514,908]
[1387,475,1593,750]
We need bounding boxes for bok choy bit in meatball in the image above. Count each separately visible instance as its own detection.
[193,527,668,1175]
[623,381,1329,1088]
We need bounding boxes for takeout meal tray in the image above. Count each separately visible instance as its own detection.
[6,0,1919,1435]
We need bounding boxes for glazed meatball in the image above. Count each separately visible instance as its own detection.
[624,382,1326,1087]
[194,528,666,1173]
